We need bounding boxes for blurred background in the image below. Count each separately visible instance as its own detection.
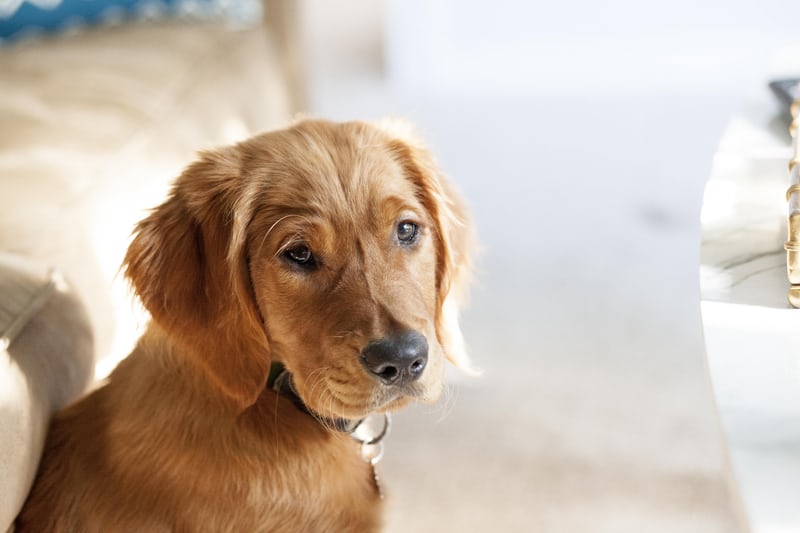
[3,0,800,531]
[297,1,799,532]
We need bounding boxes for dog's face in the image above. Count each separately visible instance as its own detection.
[246,138,443,418]
[124,120,472,418]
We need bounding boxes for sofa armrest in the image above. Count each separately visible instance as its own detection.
[0,254,93,532]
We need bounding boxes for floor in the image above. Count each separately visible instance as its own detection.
[309,88,750,531]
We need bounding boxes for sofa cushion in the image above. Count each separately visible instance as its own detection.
[0,252,93,530]
[0,21,290,375]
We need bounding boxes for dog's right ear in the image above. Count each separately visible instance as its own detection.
[123,147,271,410]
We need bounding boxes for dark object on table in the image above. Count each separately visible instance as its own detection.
[769,78,800,115]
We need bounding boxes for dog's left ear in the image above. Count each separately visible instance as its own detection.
[123,147,270,410]
[384,127,476,373]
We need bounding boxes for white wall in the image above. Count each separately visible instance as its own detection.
[384,0,800,97]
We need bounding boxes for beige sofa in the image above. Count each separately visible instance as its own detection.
[0,5,301,528]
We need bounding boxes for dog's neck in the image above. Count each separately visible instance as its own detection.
[267,361,392,497]
[267,362,363,433]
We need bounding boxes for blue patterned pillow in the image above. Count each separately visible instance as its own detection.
[0,0,260,43]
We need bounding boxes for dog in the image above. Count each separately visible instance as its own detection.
[15,119,472,532]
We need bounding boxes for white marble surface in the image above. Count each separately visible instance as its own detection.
[701,92,800,532]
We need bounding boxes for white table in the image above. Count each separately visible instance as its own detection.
[701,93,800,532]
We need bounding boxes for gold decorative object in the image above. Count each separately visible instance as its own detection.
[787,100,800,307]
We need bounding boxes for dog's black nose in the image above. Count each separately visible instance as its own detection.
[360,331,428,386]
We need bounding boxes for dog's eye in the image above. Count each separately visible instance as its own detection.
[283,245,315,267]
[396,221,419,245]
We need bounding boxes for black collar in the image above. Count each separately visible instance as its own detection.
[268,362,363,433]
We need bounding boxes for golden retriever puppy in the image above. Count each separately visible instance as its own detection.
[16,119,472,533]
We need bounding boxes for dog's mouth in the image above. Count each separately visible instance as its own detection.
[299,377,426,421]
[274,330,443,421]
[276,362,438,422]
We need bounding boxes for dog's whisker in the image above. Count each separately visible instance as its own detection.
[327,331,357,340]
[435,379,458,423]
[274,231,308,258]
[308,381,336,433]
[272,380,284,450]
[302,368,327,405]
[305,367,337,423]
[255,214,309,258]
[297,368,340,433]
[324,390,337,432]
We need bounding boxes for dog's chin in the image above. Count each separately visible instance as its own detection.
[304,379,444,421]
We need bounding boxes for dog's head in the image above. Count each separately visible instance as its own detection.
[124,119,472,418]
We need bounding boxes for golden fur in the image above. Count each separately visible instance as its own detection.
[16,119,472,532]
